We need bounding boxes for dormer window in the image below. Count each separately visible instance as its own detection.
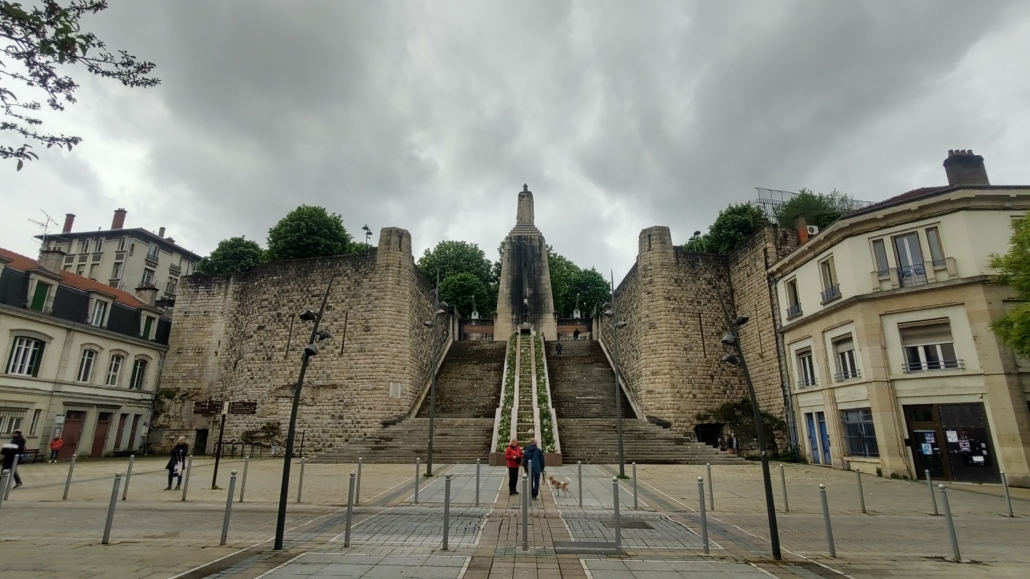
[26,272,60,314]
[91,300,108,327]
[29,281,51,312]
[140,314,156,340]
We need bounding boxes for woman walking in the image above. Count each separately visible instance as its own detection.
[165,436,189,490]
[505,438,523,496]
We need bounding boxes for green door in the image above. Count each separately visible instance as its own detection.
[30,282,50,311]
[142,316,153,339]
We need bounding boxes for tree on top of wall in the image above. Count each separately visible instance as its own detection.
[684,203,770,255]
[439,272,491,317]
[418,240,497,316]
[196,236,265,275]
[265,205,355,261]
[989,213,1030,359]
[772,188,856,230]
[547,246,611,317]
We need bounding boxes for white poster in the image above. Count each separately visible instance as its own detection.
[946,430,959,443]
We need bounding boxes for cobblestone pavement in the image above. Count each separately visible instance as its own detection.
[2,458,1029,578]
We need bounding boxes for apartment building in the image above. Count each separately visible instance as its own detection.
[0,246,170,458]
[771,150,1030,486]
[39,209,202,304]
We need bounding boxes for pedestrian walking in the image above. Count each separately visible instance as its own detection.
[505,438,523,495]
[165,436,189,490]
[573,329,581,341]
[556,342,563,359]
[2,429,26,488]
[48,435,64,462]
[522,438,546,500]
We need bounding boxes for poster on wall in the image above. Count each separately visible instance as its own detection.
[921,443,933,456]
[946,430,959,443]
[924,432,936,443]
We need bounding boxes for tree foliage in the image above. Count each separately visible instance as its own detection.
[773,188,855,230]
[696,398,786,452]
[1,1,159,168]
[418,240,497,315]
[265,205,354,261]
[684,203,770,254]
[989,214,1030,358]
[439,272,490,318]
[196,236,264,275]
[547,246,610,317]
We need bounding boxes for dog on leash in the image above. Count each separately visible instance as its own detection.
[548,475,572,497]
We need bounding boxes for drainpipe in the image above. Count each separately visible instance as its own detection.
[767,248,800,460]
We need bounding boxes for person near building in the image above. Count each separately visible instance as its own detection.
[556,342,563,359]
[505,438,523,495]
[522,438,546,500]
[165,436,189,490]
[2,429,26,488]
[573,329,581,341]
[48,435,64,462]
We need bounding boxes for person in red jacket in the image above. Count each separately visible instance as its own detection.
[505,438,523,496]
[48,435,64,462]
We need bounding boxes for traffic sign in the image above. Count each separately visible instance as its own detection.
[228,401,258,415]
[193,400,224,416]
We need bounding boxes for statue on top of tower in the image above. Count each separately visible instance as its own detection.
[516,184,535,226]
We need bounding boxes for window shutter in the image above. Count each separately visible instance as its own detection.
[899,320,952,346]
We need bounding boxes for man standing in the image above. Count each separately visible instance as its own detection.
[556,342,563,360]
[505,438,523,496]
[522,438,545,500]
[2,429,27,488]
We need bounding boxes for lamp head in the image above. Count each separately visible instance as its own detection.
[603,309,613,317]
[439,301,448,309]
[299,310,317,322]
[317,330,333,342]
[721,333,737,346]
[615,321,627,328]
[304,343,319,357]
[734,314,750,327]
[722,353,741,366]
[423,320,433,327]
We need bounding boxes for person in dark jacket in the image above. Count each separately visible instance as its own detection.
[165,437,189,490]
[522,438,545,500]
[556,342,563,359]
[504,438,523,495]
[2,429,26,488]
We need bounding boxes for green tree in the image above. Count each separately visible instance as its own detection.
[439,272,490,317]
[773,188,855,230]
[196,236,264,275]
[265,205,354,261]
[569,267,611,317]
[1,1,159,168]
[418,240,497,315]
[547,246,579,316]
[696,398,786,452]
[989,214,1030,358]
[685,203,770,254]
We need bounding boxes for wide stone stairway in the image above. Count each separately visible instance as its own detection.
[547,341,743,465]
[315,341,506,464]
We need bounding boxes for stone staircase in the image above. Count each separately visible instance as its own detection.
[516,336,535,441]
[315,341,505,464]
[547,341,633,419]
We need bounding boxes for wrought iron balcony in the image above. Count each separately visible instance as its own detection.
[898,264,927,287]
[796,376,818,388]
[821,284,842,304]
[834,369,861,382]
[787,303,803,319]
[902,359,964,373]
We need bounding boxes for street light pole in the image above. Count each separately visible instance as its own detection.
[425,271,445,477]
[713,279,781,560]
[273,275,335,551]
[608,270,626,478]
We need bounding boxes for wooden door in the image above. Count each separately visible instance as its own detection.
[91,413,112,458]
[127,415,141,452]
[60,411,86,459]
[113,413,129,450]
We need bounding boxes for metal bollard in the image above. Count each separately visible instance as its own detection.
[612,477,621,555]
[925,469,938,516]
[443,474,452,550]
[102,473,123,545]
[697,476,709,555]
[344,473,355,547]
[355,458,362,506]
[414,458,420,504]
[578,461,583,508]
[706,463,714,511]
[1001,472,1014,518]
[780,464,789,513]
[297,457,306,503]
[0,469,8,510]
[632,462,638,510]
[856,470,866,514]
[180,456,193,502]
[220,471,237,545]
[938,485,961,562]
[239,456,250,503]
[819,484,836,557]
[521,474,529,551]
[122,455,135,501]
[63,454,77,500]
[3,460,18,500]
[475,458,481,506]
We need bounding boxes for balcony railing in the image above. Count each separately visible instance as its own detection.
[787,303,803,319]
[898,264,927,287]
[931,258,947,269]
[902,359,964,373]
[821,284,842,304]
[834,369,861,382]
[169,263,181,275]
[797,376,818,388]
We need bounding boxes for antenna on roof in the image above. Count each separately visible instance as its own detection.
[27,210,59,248]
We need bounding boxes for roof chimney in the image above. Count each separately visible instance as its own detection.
[158,227,165,238]
[62,213,75,234]
[793,213,809,244]
[136,285,158,307]
[37,247,66,273]
[943,149,989,186]
[111,208,127,230]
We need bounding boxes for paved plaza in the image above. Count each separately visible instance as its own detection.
[0,456,1028,578]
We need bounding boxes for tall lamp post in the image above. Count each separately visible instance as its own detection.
[273,276,335,551]
[713,279,781,560]
[605,271,628,477]
[424,271,448,477]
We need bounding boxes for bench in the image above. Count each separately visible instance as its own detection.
[23,449,43,463]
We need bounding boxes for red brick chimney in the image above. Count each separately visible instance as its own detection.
[943,150,989,186]
[62,213,75,234]
[794,213,809,244]
[111,208,127,230]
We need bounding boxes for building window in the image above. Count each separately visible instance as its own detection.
[785,279,802,319]
[76,265,85,276]
[796,348,817,388]
[130,359,148,390]
[90,300,108,327]
[29,408,42,435]
[166,277,178,295]
[77,349,97,383]
[95,237,105,253]
[819,256,841,303]
[872,239,890,277]
[146,243,159,260]
[893,232,926,287]
[833,336,860,381]
[141,268,155,286]
[841,408,879,457]
[900,320,962,372]
[0,408,27,436]
[88,263,99,280]
[141,315,155,340]
[106,354,124,386]
[111,261,123,279]
[118,236,129,251]
[7,337,45,376]
[926,227,946,268]
[79,239,90,253]
[29,281,51,312]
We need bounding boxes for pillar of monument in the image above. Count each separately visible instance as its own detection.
[495,185,557,341]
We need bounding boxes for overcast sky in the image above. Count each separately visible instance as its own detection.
[3,1,1029,281]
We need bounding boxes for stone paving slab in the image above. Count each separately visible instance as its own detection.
[261,552,469,578]
[561,512,716,551]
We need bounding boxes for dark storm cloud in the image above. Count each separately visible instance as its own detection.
[3,1,1027,281]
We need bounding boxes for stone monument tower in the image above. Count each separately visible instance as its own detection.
[494,185,557,340]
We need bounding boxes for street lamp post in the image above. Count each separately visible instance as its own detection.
[713,280,781,560]
[273,276,335,551]
[424,271,448,477]
[605,271,628,477]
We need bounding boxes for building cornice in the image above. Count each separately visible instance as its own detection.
[0,302,169,351]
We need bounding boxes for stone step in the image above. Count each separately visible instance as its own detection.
[313,417,493,464]
[416,342,506,419]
